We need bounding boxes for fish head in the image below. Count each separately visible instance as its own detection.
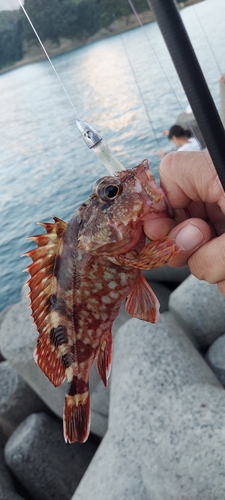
[78,159,173,255]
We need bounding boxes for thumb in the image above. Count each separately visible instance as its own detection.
[167,218,212,267]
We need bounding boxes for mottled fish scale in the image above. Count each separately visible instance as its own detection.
[26,159,180,444]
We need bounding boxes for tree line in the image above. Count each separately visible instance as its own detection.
[0,0,188,70]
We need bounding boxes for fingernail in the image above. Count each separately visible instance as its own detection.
[175,224,204,251]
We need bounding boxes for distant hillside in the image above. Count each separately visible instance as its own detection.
[0,10,22,68]
[0,0,204,73]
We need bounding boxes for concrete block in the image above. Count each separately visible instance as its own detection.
[143,265,190,284]
[206,333,225,386]
[72,314,225,500]
[0,450,16,492]
[0,488,25,500]
[169,274,225,348]
[0,306,11,361]
[90,281,170,438]
[5,413,98,500]
[147,281,171,312]
[0,361,46,439]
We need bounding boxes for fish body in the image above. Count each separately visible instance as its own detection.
[25,159,179,443]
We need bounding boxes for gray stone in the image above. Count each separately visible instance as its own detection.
[0,306,11,361]
[90,282,170,438]
[0,450,16,492]
[90,381,110,438]
[206,333,225,386]
[143,265,190,283]
[0,418,22,498]
[5,412,97,500]
[72,313,225,500]
[147,280,171,313]
[0,488,25,500]
[0,361,46,439]
[0,285,130,438]
[169,274,225,348]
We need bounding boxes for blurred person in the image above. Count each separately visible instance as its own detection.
[158,124,201,158]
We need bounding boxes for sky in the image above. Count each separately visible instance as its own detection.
[0,0,24,11]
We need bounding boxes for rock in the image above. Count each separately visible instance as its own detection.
[5,412,98,500]
[90,381,110,438]
[90,281,170,438]
[143,265,190,284]
[0,361,46,439]
[0,306,11,361]
[0,488,25,500]
[72,313,225,500]
[0,427,23,500]
[147,281,171,312]
[0,285,130,438]
[0,450,16,492]
[206,333,225,386]
[169,274,225,348]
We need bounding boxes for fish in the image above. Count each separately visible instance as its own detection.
[25,158,179,443]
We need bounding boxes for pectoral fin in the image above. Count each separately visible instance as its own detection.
[126,272,160,323]
[117,237,180,270]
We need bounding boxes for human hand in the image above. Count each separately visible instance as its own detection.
[144,151,225,296]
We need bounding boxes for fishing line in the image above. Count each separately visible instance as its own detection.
[129,0,205,149]
[192,6,223,77]
[128,0,225,199]
[17,0,80,118]
[128,0,208,157]
[120,34,161,153]
[128,0,190,120]
[128,0,204,158]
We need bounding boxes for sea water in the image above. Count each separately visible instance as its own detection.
[0,0,224,311]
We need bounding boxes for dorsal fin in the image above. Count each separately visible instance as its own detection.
[24,216,68,387]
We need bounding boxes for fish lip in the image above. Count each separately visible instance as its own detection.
[136,159,174,219]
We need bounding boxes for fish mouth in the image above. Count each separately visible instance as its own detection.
[136,159,174,219]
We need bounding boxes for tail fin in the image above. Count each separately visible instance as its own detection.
[63,379,90,443]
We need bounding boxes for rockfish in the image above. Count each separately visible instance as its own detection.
[25,159,179,443]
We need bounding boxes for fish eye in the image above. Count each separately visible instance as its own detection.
[104,184,120,199]
[95,177,122,201]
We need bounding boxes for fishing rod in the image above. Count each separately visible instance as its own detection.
[148,0,225,191]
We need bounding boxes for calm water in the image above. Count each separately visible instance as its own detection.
[0,0,224,312]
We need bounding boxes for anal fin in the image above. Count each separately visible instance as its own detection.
[125,272,160,323]
[96,333,112,387]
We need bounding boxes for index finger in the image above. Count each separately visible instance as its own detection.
[160,151,225,213]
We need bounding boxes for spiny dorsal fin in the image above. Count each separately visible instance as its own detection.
[24,216,68,386]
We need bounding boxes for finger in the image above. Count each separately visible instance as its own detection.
[166,218,212,267]
[160,151,225,212]
[188,232,225,283]
[144,217,175,240]
[217,280,225,298]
